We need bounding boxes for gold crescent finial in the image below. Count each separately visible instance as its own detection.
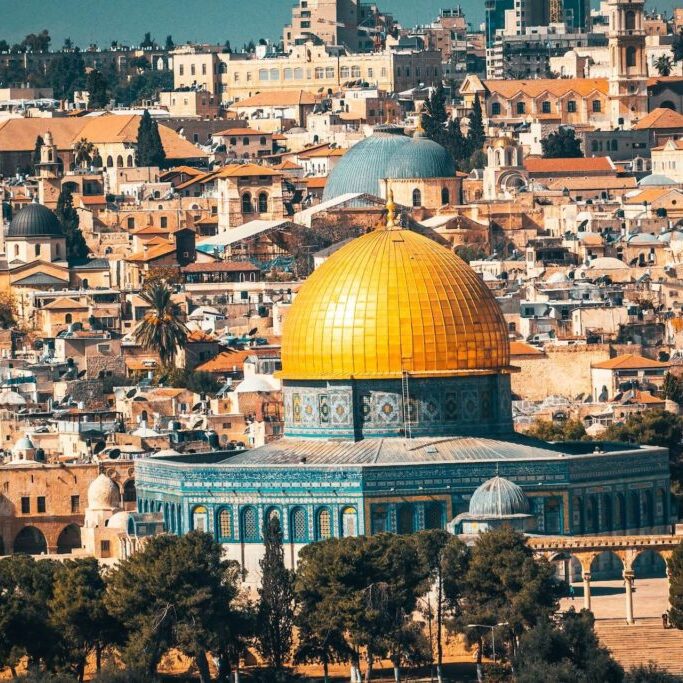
[386,190,396,230]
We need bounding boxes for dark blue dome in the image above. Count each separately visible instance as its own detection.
[323,131,411,201]
[385,134,455,180]
[469,476,529,517]
[7,202,63,238]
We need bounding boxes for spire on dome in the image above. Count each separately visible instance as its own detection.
[385,190,397,230]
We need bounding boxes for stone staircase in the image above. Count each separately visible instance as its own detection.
[595,618,683,674]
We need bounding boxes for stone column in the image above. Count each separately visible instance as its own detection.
[583,572,592,611]
[624,570,635,625]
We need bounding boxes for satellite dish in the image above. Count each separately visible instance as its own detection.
[248,327,258,336]
[126,389,137,399]
[93,441,106,454]
[108,448,121,459]
[77,370,87,378]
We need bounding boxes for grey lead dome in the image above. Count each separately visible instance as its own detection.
[468,475,530,518]
[7,202,64,238]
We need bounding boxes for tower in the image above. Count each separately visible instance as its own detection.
[608,0,648,129]
[36,131,60,179]
[483,137,527,200]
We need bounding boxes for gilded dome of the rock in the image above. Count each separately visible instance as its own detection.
[280,228,510,380]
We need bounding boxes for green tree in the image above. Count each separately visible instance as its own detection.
[47,50,85,100]
[655,55,673,77]
[73,137,95,169]
[256,516,295,672]
[673,30,683,63]
[55,187,89,264]
[625,663,683,682]
[86,69,110,108]
[467,94,486,156]
[136,109,166,168]
[514,609,623,682]
[455,528,563,662]
[161,368,222,395]
[115,70,173,106]
[541,127,583,158]
[133,282,187,367]
[668,540,683,629]
[0,40,10,53]
[0,292,17,329]
[421,83,448,140]
[140,32,156,49]
[165,35,175,50]
[32,134,44,171]
[412,530,469,683]
[50,558,118,681]
[663,373,683,404]
[0,556,58,675]
[105,532,243,682]
[22,30,51,53]
[524,418,587,442]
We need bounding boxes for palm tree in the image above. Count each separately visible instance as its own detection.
[655,55,673,77]
[73,138,95,169]
[133,282,187,367]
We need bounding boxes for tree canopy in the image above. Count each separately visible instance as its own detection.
[136,109,166,168]
[524,418,588,442]
[55,187,90,264]
[541,127,583,158]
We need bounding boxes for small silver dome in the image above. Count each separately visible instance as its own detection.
[469,476,529,518]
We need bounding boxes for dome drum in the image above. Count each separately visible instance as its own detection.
[283,374,514,440]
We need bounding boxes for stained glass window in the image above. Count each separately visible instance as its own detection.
[242,506,258,540]
[218,508,232,539]
[291,507,306,542]
[317,508,331,540]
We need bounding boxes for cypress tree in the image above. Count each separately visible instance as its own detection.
[467,94,485,155]
[32,135,44,171]
[55,187,89,264]
[256,516,294,672]
[421,83,448,141]
[136,109,166,168]
[669,542,683,628]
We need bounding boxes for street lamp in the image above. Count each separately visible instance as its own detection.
[466,622,509,662]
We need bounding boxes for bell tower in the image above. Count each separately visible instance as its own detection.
[608,0,648,129]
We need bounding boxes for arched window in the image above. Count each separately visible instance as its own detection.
[35,244,41,257]
[260,136,267,146]
[266,506,280,522]
[424,502,443,529]
[65,313,73,325]
[242,192,253,214]
[123,479,136,502]
[290,506,307,543]
[106,156,113,168]
[316,508,332,540]
[371,505,388,534]
[258,192,268,213]
[127,155,134,167]
[626,46,637,68]
[441,187,450,205]
[625,10,636,29]
[412,188,422,207]
[116,155,124,167]
[241,506,259,541]
[13,244,19,257]
[341,506,357,537]
[192,505,208,532]
[242,137,250,146]
[217,508,232,539]
[591,140,600,152]
[397,504,414,534]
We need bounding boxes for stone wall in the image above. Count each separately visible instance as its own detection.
[511,344,613,400]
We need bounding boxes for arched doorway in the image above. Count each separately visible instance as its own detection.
[13,526,47,554]
[122,479,136,503]
[590,550,624,581]
[633,549,667,578]
[56,524,81,554]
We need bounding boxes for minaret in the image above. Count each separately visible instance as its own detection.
[608,0,648,129]
[36,131,60,179]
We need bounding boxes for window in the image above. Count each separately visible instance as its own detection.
[192,505,208,532]
[65,314,72,325]
[259,68,269,81]
[270,68,279,81]
[325,66,334,78]
[351,65,361,78]
[625,10,636,30]
[179,65,184,76]
[541,101,551,114]
[412,188,422,207]
[491,102,501,116]
[258,192,268,213]
[217,508,232,539]
[314,67,324,79]
[127,217,135,229]
[290,507,306,542]
[242,506,259,540]
[592,99,601,113]
[71,495,80,513]
[284,68,293,80]
[441,187,450,205]
[260,136,267,146]
[160,216,168,228]
[37,496,46,513]
[341,506,357,537]
[317,508,331,540]
[21,497,30,514]
[202,63,207,75]
[100,540,110,555]
[591,140,599,152]
[424,502,443,529]
[191,64,196,76]
[241,192,253,214]
[626,46,637,68]
[34,244,41,257]
[397,504,413,534]
[516,102,526,115]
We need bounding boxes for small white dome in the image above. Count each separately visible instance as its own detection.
[106,510,133,531]
[12,435,35,452]
[234,374,281,394]
[0,390,27,406]
[87,473,120,510]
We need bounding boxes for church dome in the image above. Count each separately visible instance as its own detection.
[87,473,120,510]
[385,134,455,180]
[7,202,64,238]
[469,476,529,517]
[322,131,411,200]
[280,225,510,380]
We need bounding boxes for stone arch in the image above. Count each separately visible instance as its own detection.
[258,191,268,214]
[13,526,47,554]
[122,479,136,503]
[633,548,667,578]
[56,523,82,554]
[590,549,624,580]
[116,155,124,167]
[547,550,584,582]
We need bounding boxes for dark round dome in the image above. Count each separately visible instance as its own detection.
[385,134,456,180]
[7,203,64,238]
[469,476,529,517]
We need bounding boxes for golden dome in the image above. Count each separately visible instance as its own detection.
[492,136,515,149]
[280,228,510,380]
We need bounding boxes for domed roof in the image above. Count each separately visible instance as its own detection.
[280,225,511,380]
[106,510,133,531]
[323,131,411,200]
[87,473,120,510]
[638,173,677,187]
[235,374,281,393]
[0,390,27,406]
[385,134,455,180]
[469,476,529,517]
[12,435,34,452]
[7,202,64,239]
